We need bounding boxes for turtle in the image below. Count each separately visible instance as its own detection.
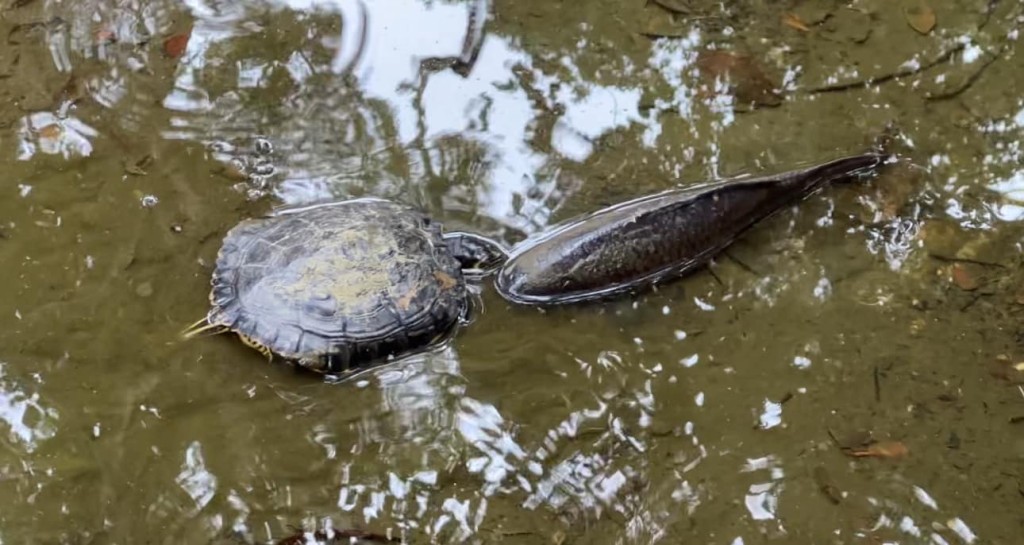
[183,198,508,375]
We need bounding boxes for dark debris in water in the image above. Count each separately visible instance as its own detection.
[124,154,154,176]
[827,428,909,460]
[812,465,843,505]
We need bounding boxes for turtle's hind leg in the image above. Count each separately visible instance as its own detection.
[238,334,274,361]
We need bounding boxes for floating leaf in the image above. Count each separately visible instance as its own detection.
[782,13,810,32]
[163,31,191,58]
[904,1,936,35]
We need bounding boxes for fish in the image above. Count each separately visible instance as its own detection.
[495,152,891,305]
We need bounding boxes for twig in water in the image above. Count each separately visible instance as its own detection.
[959,292,990,312]
[704,262,725,286]
[927,253,1006,269]
[804,43,964,94]
[873,365,881,402]
[926,45,1007,101]
[724,250,760,276]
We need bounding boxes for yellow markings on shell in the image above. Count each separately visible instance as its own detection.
[279,254,392,304]
[274,227,419,313]
[395,289,416,311]
[433,270,457,290]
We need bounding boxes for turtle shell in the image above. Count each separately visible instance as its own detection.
[208,198,468,373]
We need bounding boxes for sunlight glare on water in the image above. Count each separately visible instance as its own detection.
[158,0,652,236]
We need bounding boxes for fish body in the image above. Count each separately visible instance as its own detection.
[495,153,889,305]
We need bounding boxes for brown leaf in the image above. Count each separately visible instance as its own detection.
[848,441,909,459]
[37,124,62,140]
[782,13,810,32]
[163,31,191,58]
[950,264,978,291]
[695,50,782,108]
[904,1,936,35]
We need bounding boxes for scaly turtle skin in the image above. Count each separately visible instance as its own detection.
[187,198,506,374]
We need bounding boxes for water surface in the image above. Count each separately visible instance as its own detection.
[1,0,1023,543]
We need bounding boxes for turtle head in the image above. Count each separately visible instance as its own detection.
[442,231,508,276]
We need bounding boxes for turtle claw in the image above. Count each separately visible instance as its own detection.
[180,316,225,340]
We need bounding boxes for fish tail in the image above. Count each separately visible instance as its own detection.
[806,123,901,185]
[807,151,890,186]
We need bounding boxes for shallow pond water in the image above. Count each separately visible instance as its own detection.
[1,0,1023,543]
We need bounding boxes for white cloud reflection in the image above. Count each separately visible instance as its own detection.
[0,363,59,452]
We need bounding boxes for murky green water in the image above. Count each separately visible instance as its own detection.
[1,0,1023,543]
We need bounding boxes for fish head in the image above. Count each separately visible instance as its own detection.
[494,250,555,304]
